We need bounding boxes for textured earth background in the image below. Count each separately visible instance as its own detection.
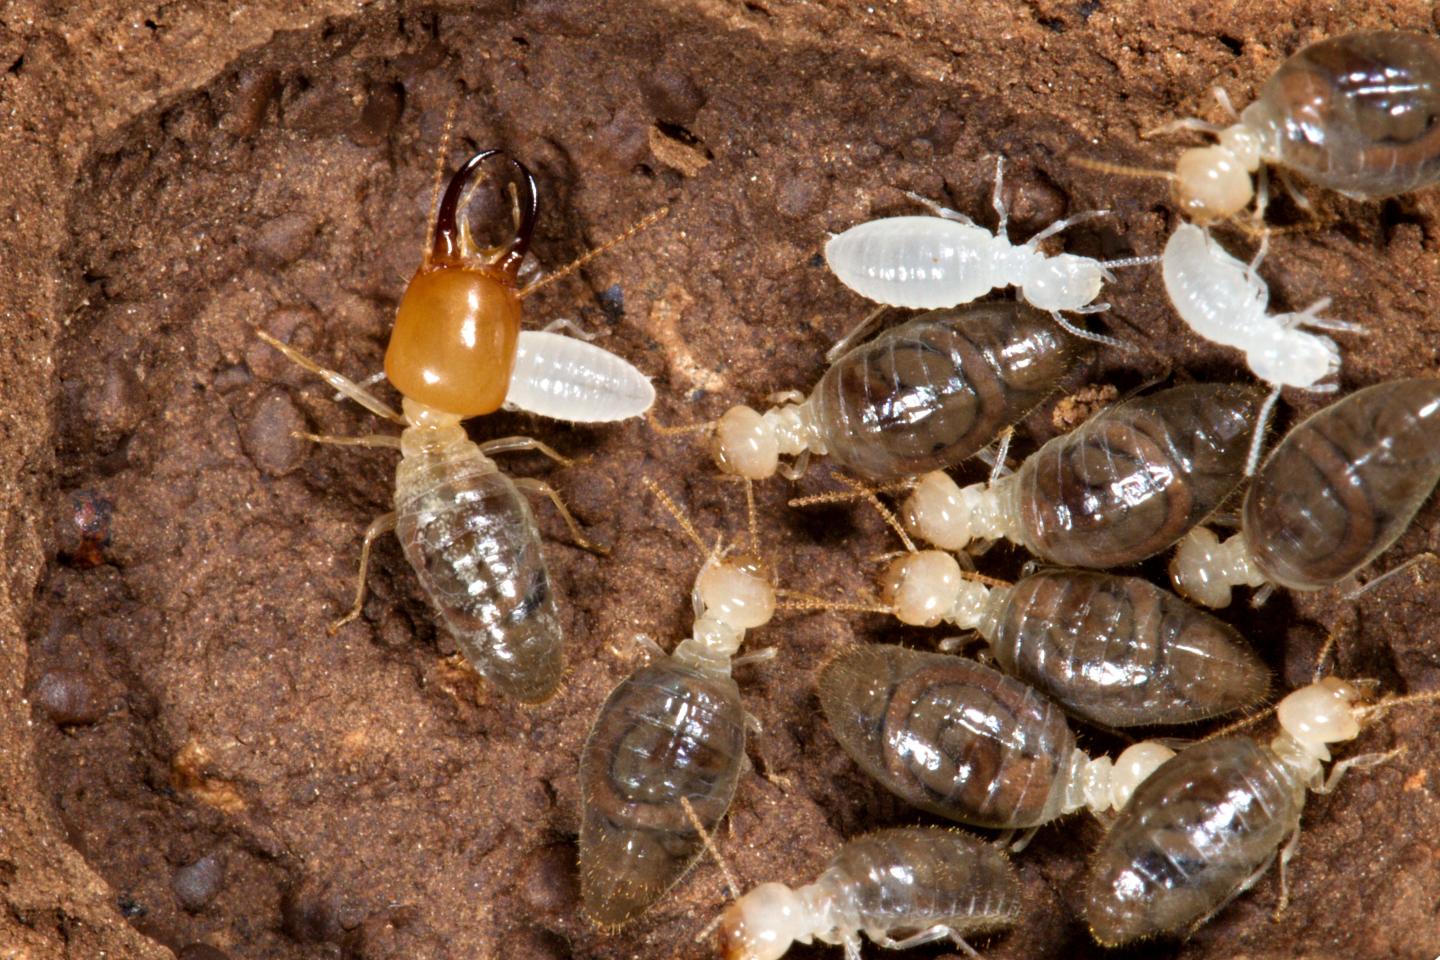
[6,2,1440,959]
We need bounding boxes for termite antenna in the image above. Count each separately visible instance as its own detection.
[838,475,917,553]
[788,478,916,508]
[773,589,894,615]
[643,477,717,562]
[1069,154,1178,182]
[422,96,460,263]
[1245,385,1283,477]
[519,205,670,299]
[1311,629,1341,684]
[680,796,739,902]
[646,409,719,437]
[431,149,539,275]
[1358,690,1440,722]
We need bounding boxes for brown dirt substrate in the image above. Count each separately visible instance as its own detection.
[6,2,1440,959]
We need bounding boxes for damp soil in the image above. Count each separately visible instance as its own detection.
[6,2,1440,959]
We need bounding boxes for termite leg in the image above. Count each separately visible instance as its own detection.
[512,477,607,554]
[257,331,406,424]
[330,511,398,635]
[1273,826,1302,919]
[991,155,1009,237]
[873,926,952,952]
[825,304,889,364]
[293,432,403,451]
[901,190,974,225]
[480,435,574,467]
[541,317,600,341]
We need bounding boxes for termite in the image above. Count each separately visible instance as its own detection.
[699,301,1087,482]
[1080,30,1440,223]
[1171,378,1440,608]
[823,157,1153,347]
[577,479,776,928]
[717,827,1021,960]
[805,383,1264,569]
[786,484,1270,728]
[259,148,656,703]
[819,644,1185,830]
[1084,654,1440,945]
[885,563,1269,729]
[1162,222,1362,473]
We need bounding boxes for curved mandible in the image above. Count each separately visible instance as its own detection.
[431,148,539,274]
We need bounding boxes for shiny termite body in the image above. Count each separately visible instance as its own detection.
[260,148,655,703]
[706,301,1087,482]
[1171,379,1440,608]
[809,383,1263,568]
[577,480,777,928]
[1084,671,1440,946]
[788,485,1271,729]
[717,827,1021,960]
[879,562,1270,729]
[1085,31,1440,223]
[818,645,1185,831]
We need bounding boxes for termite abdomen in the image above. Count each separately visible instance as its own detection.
[578,659,746,927]
[1245,31,1440,199]
[1013,383,1265,568]
[809,302,1085,480]
[1085,735,1304,946]
[984,571,1270,728]
[819,644,1075,829]
[395,426,562,703]
[1244,378,1440,592]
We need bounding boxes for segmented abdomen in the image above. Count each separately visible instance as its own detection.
[823,828,1021,939]
[819,645,1075,829]
[810,302,1082,480]
[1084,737,1304,946]
[578,659,745,927]
[1245,378,1440,591]
[824,216,999,308]
[1014,383,1264,568]
[985,571,1269,727]
[1247,31,1440,197]
[395,443,562,703]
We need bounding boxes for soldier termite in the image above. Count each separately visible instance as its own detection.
[1162,223,1362,474]
[1078,31,1440,223]
[577,479,778,928]
[1083,659,1440,946]
[823,157,1154,349]
[1171,378,1440,608]
[259,148,657,703]
[717,827,1021,960]
[802,383,1264,569]
[818,644,1185,831]
[691,301,1088,483]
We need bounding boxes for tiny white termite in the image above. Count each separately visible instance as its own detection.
[1161,221,1361,473]
[823,157,1153,349]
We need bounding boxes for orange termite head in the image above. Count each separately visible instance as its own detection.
[384,149,539,418]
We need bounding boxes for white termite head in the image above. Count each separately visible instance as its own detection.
[881,550,963,627]
[718,882,813,960]
[1276,677,1363,762]
[713,405,780,480]
[1246,327,1340,389]
[1018,251,1107,313]
[695,553,777,632]
[1174,123,1264,223]
[902,471,969,549]
[1108,742,1177,810]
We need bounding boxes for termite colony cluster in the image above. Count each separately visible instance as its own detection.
[256,29,1440,958]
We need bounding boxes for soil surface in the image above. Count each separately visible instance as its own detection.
[6,2,1440,959]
